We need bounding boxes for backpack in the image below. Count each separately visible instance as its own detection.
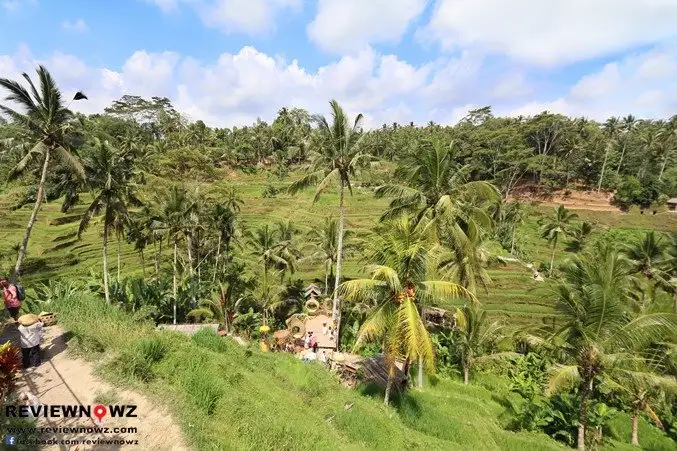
[14,284,25,301]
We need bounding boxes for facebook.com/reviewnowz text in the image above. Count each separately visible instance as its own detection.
[4,435,139,447]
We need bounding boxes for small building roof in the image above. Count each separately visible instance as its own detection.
[304,284,322,297]
[668,198,677,204]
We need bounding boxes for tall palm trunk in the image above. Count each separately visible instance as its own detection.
[510,225,516,255]
[659,150,670,181]
[333,181,346,350]
[384,373,393,405]
[186,234,194,277]
[549,235,558,277]
[616,140,627,175]
[117,235,121,282]
[140,249,146,277]
[213,234,222,283]
[155,239,162,278]
[324,265,329,296]
[578,380,592,451]
[12,148,51,282]
[463,363,470,385]
[173,241,178,325]
[597,142,611,192]
[103,222,110,303]
[631,412,639,446]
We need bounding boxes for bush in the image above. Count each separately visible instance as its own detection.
[613,176,662,210]
[261,183,279,198]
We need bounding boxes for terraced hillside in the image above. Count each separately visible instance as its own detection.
[1,171,676,325]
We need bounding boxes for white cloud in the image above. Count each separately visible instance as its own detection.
[503,44,677,120]
[2,0,36,11]
[1,41,676,130]
[492,73,531,100]
[61,18,89,34]
[308,0,428,54]
[421,0,677,66]
[149,0,301,34]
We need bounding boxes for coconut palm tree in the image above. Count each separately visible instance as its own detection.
[598,117,620,192]
[623,231,672,284]
[211,204,237,282]
[451,304,516,384]
[150,185,196,324]
[77,139,140,303]
[0,65,88,281]
[245,224,289,282]
[273,220,303,282]
[565,221,594,253]
[540,204,578,276]
[544,243,677,451]
[375,139,499,227]
[287,100,367,347]
[339,216,474,404]
[307,217,351,295]
[607,364,677,446]
[616,115,638,175]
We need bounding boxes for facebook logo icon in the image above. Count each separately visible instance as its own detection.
[5,435,17,445]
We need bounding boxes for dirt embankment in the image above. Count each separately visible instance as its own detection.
[507,187,619,212]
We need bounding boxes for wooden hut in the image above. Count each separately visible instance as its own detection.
[668,198,677,212]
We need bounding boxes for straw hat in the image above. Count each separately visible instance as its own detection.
[17,314,40,327]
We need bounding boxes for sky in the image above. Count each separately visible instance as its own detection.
[0,0,676,128]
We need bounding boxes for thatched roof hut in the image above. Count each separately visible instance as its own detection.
[361,355,409,392]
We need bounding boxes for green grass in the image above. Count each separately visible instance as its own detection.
[50,290,676,450]
[52,290,568,450]
[1,169,676,326]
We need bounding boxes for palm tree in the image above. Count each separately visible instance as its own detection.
[77,139,139,303]
[127,209,154,277]
[150,185,196,324]
[616,115,638,175]
[565,221,594,253]
[0,65,88,281]
[598,117,619,192]
[288,100,367,346]
[211,204,237,282]
[375,139,499,226]
[540,205,578,276]
[339,216,474,404]
[544,243,677,451]
[452,304,516,384]
[307,217,349,295]
[603,362,677,446]
[622,231,672,289]
[245,224,288,282]
[274,220,303,282]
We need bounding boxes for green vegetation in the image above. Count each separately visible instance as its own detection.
[1,66,676,450]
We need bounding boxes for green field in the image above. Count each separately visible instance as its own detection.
[2,170,676,325]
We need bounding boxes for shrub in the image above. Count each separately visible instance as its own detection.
[0,342,22,401]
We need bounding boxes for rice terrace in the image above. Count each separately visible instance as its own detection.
[0,2,676,451]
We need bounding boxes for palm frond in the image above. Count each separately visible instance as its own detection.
[546,364,580,395]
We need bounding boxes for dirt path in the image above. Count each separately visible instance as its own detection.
[2,323,189,450]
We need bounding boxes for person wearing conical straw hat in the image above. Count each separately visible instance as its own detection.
[17,314,43,368]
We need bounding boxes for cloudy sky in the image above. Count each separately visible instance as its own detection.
[1,0,676,128]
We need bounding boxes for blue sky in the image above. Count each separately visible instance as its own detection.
[1,0,676,127]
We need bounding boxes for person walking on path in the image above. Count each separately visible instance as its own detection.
[1,277,21,321]
[17,314,43,368]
